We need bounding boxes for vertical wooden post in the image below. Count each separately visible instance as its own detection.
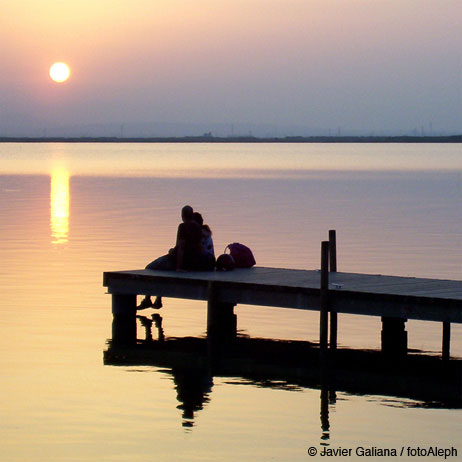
[381,317,407,357]
[207,282,236,359]
[328,230,337,352]
[442,322,451,361]
[320,241,329,357]
[111,294,137,345]
[328,230,337,273]
[207,281,218,339]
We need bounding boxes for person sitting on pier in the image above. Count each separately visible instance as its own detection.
[192,211,215,268]
[137,205,213,310]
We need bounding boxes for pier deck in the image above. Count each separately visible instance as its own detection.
[103,266,461,358]
[103,267,462,323]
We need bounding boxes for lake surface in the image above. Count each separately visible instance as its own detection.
[0,143,460,461]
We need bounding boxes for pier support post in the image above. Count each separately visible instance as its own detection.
[328,230,337,352]
[381,317,407,357]
[320,241,329,361]
[207,282,236,356]
[442,322,451,361]
[112,294,137,345]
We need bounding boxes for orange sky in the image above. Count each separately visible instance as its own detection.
[1,0,461,136]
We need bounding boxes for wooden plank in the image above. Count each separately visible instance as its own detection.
[330,272,461,286]
[339,280,462,292]
[327,275,462,298]
[330,273,460,288]
[333,285,462,298]
[103,269,462,306]
[329,292,462,323]
[105,268,462,299]
[103,267,462,323]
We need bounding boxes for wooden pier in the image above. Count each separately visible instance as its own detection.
[103,245,461,359]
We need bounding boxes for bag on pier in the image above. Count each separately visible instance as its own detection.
[225,243,256,268]
[216,253,235,271]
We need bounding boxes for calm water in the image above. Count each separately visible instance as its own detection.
[0,143,461,461]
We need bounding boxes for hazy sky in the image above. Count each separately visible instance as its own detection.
[1,0,461,135]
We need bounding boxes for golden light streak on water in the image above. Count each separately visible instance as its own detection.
[50,167,70,244]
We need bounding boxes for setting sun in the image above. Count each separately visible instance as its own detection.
[49,62,70,83]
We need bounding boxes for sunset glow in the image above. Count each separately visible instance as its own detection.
[49,62,70,83]
[1,1,461,136]
[50,168,70,244]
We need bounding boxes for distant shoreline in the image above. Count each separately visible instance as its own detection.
[0,135,461,143]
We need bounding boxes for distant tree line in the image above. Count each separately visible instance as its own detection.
[0,135,461,143]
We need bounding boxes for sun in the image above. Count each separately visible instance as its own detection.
[49,62,71,83]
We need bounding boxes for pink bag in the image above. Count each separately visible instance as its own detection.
[225,243,256,268]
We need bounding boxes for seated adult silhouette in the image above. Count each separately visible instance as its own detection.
[192,211,215,268]
[138,205,213,310]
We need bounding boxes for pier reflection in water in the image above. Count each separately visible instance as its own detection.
[136,313,213,427]
[105,314,461,433]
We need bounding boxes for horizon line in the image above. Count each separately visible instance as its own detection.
[1,134,461,144]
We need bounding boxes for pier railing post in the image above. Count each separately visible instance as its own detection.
[320,241,329,359]
[328,230,337,273]
[442,322,451,361]
[328,230,337,352]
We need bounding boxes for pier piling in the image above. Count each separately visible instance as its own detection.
[328,230,338,352]
[104,250,462,362]
[111,294,137,345]
[320,241,329,360]
[207,282,237,357]
[442,322,451,361]
[381,317,408,357]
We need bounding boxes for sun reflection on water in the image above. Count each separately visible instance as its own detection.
[50,168,70,244]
